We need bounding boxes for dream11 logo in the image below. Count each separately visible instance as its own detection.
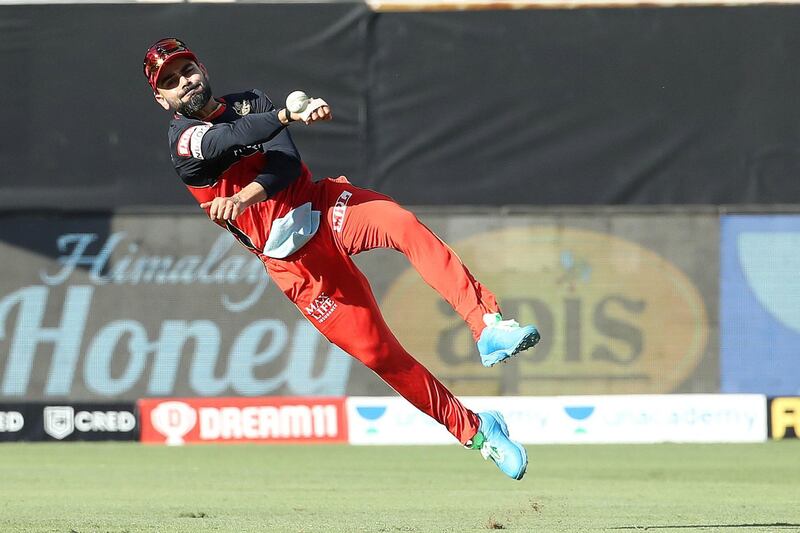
[150,401,198,446]
[142,398,348,445]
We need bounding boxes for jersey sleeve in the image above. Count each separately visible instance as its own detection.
[176,108,287,164]
[250,89,303,198]
[169,119,218,186]
[167,90,304,195]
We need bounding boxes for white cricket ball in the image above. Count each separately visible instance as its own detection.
[286,91,310,113]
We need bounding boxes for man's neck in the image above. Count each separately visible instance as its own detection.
[189,98,223,121]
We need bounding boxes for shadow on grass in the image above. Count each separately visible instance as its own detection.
[610,523,800,530]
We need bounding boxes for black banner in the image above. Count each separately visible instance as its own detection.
[368,7,800,206]
[0,403,138,442]
[1,5,800,210]
[0,3,368,211]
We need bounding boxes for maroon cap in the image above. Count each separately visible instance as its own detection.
[143,38,198,92]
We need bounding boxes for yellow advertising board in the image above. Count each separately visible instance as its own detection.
[382,226,709,395]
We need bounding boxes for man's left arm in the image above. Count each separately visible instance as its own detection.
[202,122,303,222]
[253,128,302,198]
[201,90,328,221]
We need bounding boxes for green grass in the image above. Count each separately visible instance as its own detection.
[0,442,798,532]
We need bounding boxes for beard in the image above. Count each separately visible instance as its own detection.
[177,81,213,117]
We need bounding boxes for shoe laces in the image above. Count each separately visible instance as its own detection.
[483,313,520,331]
[493,319,520,331]
[480,440,504,463]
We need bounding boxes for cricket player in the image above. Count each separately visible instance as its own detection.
[143,38,540,480]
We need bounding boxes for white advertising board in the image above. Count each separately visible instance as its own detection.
[346,395,767,445]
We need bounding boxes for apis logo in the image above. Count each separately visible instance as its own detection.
[382,226,710,395]
[305,293,338,324]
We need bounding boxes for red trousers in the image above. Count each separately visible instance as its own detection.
[264,176,499,444]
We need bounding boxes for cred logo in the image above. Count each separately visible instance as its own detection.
[0,411,23,432]
[43,406,136,440]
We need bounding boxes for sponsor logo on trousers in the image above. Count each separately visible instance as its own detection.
[305,293,338,323]
[43,406,136,440]
[0,411,23,432]
[332,191,352,232]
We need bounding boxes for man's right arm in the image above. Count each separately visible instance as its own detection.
[184,109,292,162]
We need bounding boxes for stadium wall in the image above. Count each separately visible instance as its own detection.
[0,208,725,402]
[4,394,792,444]
[0,3,798,446]
[1,208,797,403]
[4,394,797,443]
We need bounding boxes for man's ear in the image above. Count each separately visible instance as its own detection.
[154,92,171,111]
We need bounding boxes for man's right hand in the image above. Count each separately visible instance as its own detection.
[200,196,245,222]
[290,98,332,125]
[199,181,267,222]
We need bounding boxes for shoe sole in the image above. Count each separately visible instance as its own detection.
[484,330,541,368]
[487,411,528,481]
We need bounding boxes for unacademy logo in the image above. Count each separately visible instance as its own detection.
[356,406,387,435]
[564,405,595,434]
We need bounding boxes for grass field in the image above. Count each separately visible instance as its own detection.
[0,442,798,533]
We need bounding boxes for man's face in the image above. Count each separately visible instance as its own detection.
[153,57,213,116]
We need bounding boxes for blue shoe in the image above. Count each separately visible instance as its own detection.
[477,313,540,367]
[469,411,528,480]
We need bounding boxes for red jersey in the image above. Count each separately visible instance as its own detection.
[168,89,312,254]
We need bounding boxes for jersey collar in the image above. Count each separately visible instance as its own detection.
[173,98,227,122]
[205,99,227,121]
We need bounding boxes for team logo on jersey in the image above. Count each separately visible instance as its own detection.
[305,293,338,324]
[177,124,212,159]
[233,101,251,116]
